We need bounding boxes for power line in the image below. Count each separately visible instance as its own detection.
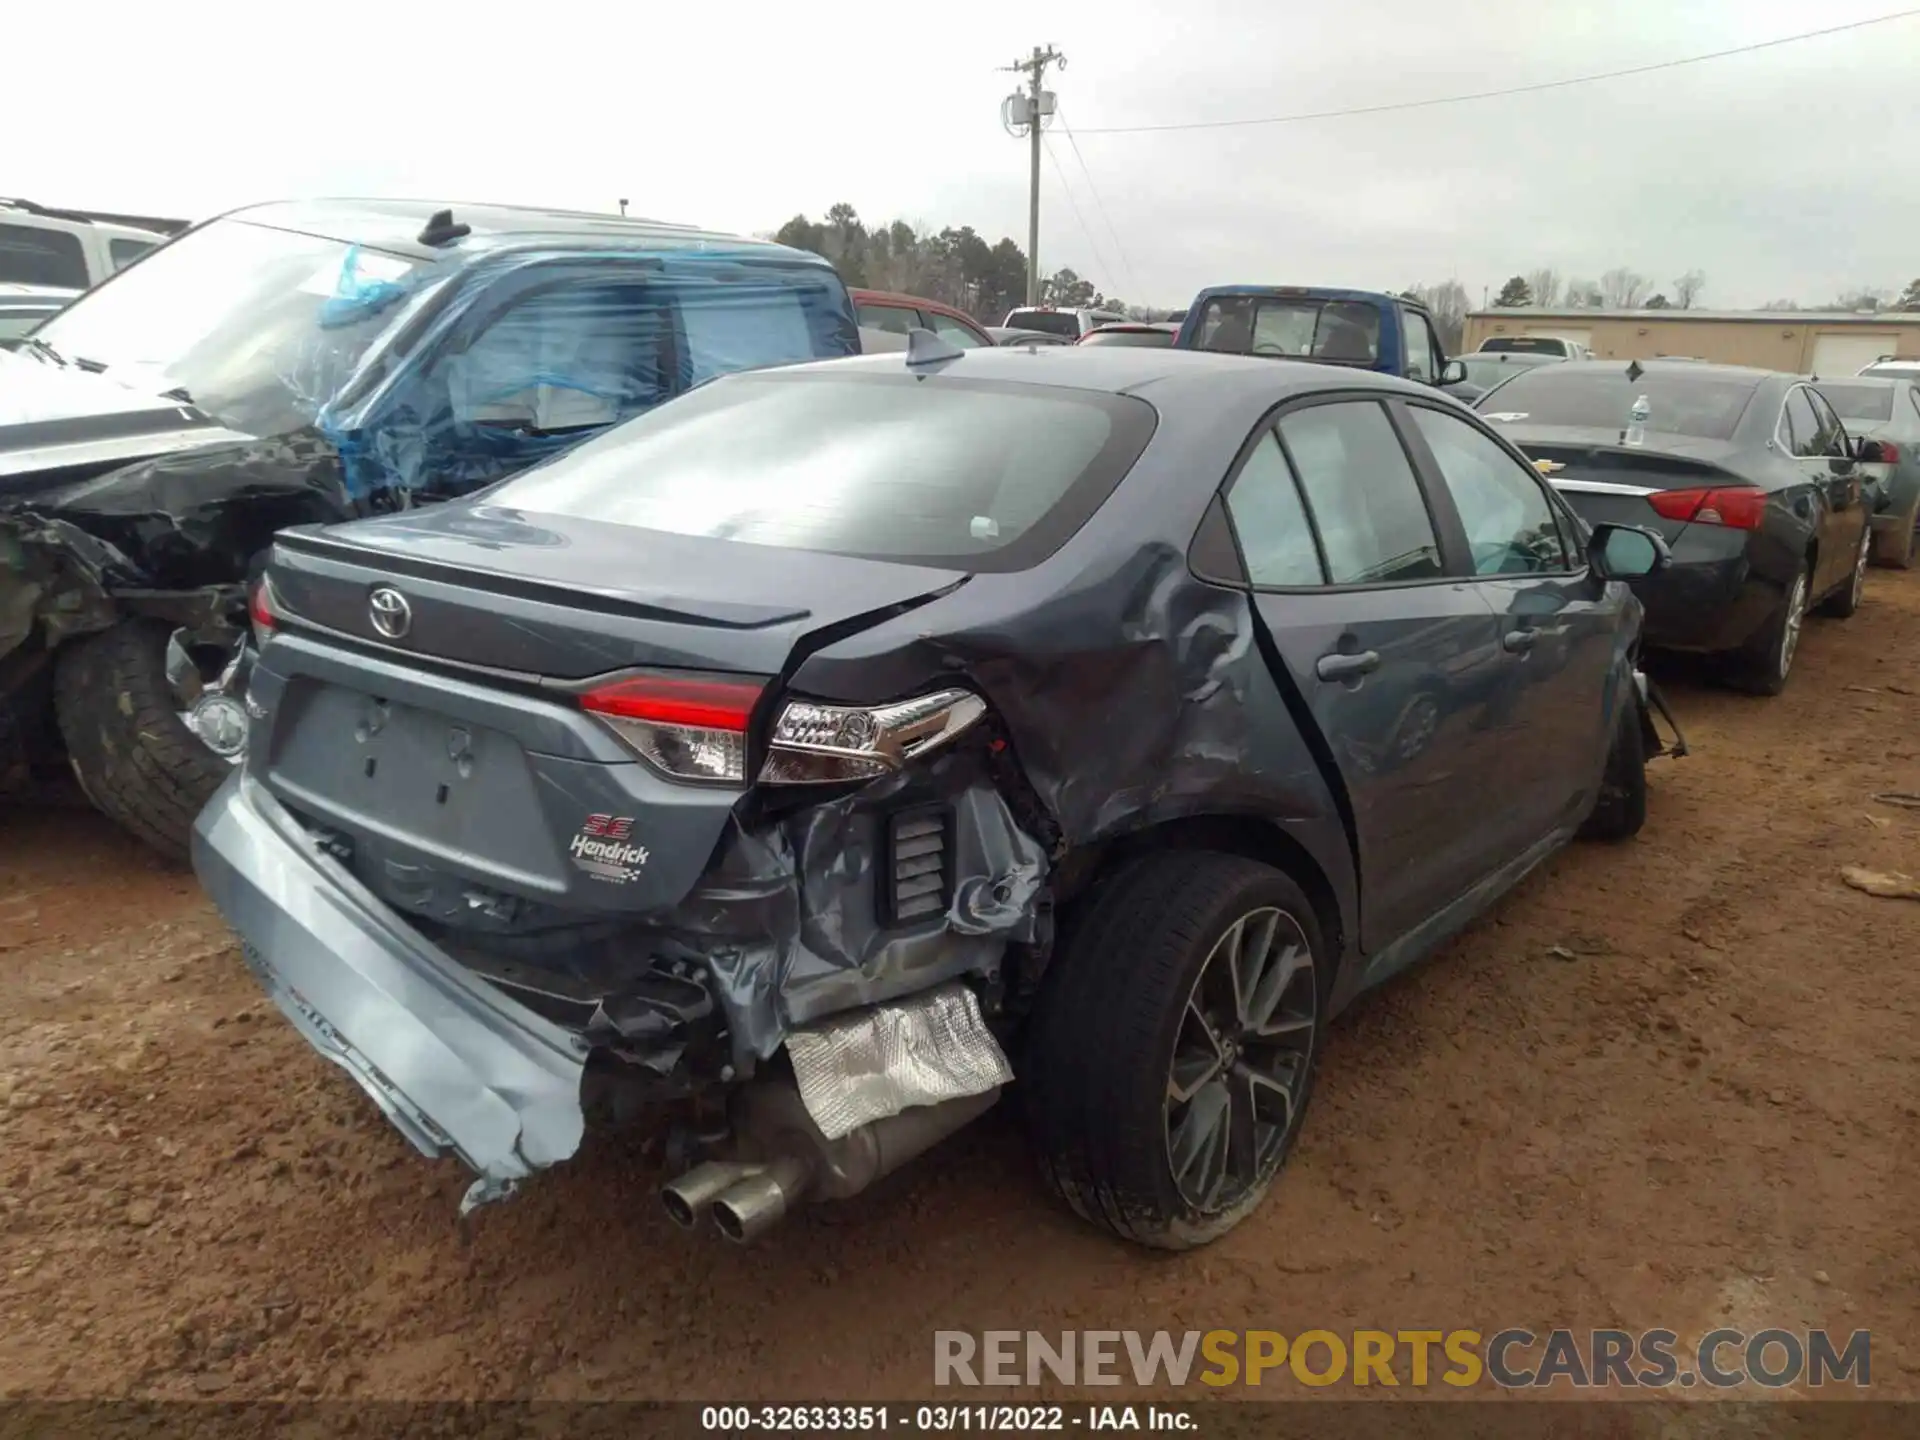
[1071,9,1920,135]
[1055,109,1138,297]
[1040,135,1120,298]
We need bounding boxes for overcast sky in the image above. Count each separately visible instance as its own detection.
[12,0,1918,309]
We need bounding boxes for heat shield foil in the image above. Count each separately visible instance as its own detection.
[785,983,1013,1140]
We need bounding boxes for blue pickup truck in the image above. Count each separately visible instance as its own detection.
[1172,285,1473,396]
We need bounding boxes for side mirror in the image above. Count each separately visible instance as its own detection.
[1588,523,1669,580]
[1853,436,1888,464]
[1438,359,1468,386]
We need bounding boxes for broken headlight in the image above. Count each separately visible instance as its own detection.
[759,689,987,785]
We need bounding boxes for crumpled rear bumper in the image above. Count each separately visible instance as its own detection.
[192,772,587,1210]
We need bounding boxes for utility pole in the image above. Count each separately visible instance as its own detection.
[1001,45,1065,307]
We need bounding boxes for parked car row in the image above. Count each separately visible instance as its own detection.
[1472,358,1906,691]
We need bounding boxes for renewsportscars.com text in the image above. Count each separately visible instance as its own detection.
[934,1328,1871,1390]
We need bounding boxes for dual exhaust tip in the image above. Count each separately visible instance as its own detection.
[661,1156,812,1245]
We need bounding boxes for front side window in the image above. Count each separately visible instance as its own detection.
[1409,407,1570,575]
[490,371,1155,571]
[1805,388,1849,457]
[0,223,88,289]
[1224,430,1324,586]
[1402,309,1439,383]
[1274,401,1442,584]
[1780,387,1821,457]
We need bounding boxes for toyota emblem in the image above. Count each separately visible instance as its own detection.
[368,587,412,639]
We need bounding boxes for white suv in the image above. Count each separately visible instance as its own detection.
[0,200,171,290]
[1001,304,1126,340]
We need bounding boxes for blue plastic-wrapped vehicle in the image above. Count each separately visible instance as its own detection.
[0,199,859,858]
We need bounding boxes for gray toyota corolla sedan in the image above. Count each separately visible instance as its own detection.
[194,337,1675,1251]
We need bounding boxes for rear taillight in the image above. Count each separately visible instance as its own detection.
[759,689,986,785]
[578,674,764,785]
[248,575,280,647]
[1880,442,1901,464]
[1647,486,1767,530]
[579,675,987,788]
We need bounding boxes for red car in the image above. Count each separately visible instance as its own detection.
[850,289,992,348]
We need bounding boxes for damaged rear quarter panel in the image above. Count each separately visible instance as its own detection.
[784,384,1359,970]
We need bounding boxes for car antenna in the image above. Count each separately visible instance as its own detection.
[1624,359,1644,383]
[905,327,966,372]
[417,208,472,247]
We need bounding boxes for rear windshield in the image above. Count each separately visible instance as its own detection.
[1815,383,1895,423]
[1079,328,1173,348]
[1003,309,1081,338]
[1480,336,1569,354]
[1477,366,1759,440]
[1191,296,1380,364]
[489,370,1157,571]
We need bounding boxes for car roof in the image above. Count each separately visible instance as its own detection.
[213,197,826,267]
[776,345,1431,401]
[1189,285,1425,314]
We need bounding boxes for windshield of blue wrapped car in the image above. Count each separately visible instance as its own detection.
[28,219,428,437]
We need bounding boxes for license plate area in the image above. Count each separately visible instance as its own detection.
[265,681,560,878]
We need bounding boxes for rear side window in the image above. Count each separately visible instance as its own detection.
[1224,431,1324,586]
[0,223,87,288]
[1274,401,1442,584]
[1816,384,1894,423]
[109,237,155,270]
[857,303,922,335]
[491,371,1156,571]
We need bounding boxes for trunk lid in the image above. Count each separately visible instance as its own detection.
[1494,422,1753,543]
[252,509,968,925]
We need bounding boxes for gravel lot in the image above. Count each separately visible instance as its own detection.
[3,572,1918,1403]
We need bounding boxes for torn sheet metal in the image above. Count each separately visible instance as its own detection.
[785,982,1013,1141]
[675,749,1050,1065]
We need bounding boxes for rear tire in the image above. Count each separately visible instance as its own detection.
[1024,851,1326,1250]
[1818,524,1870,619]
[1580,688,1647,841]
[1725,564,1809,697]
[53,619,233,864]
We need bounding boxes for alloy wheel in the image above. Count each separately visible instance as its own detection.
[1164,907,1317,1211]
[1779,574,1808,681]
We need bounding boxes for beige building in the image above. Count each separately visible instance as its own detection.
[1461,307,1920,375]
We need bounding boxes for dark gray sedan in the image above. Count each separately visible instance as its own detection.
[1478,360,1877,694]
[194,346,1671,1251]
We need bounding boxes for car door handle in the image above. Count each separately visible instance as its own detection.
[1315,650,1381,681]
[1502,629,1537,654]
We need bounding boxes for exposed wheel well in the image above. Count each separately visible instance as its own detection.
[1064,815,1346,966]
